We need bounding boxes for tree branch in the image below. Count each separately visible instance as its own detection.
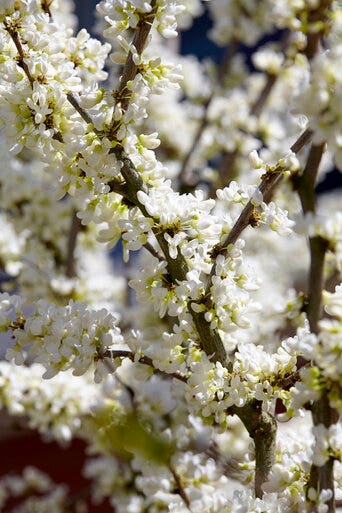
[169,465,191,509]
[304,0,333,61]
[250,73,277,117]
[103,349,188,383]
[293,144,328,336]
[205,129,313,298]
[111,0,157,120]
[4,23,35,89]
[66,17,290,497]
[143,241,165,262]
[109,136,273,496]
[66,92,102,136]
[229,400,277,498]
[41,0,53,19]
[295,141,337,513]
[116,147,229,366]
[309,390,339,513]
[65,210,82,278]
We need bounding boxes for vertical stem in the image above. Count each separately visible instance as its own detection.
[296,143,337,513]
[296,143,325,214]
[66,210,82,278]
[169,465,191,510]
[254,414,277,498]
[310,389,339,513]
[306,235,328,334]
[304,0,333,61]
[112,1,157,119]
[231,401,277,498]
[41,0,53,19]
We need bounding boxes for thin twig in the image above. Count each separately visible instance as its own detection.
[103,349,188,383]
[4,24,35,88]
[41,0,53,19]
[250,73,277,117]
[250,29,291,118]
[5,25,64,141]
[143,241,164,262]
[169,465,191,510]
[108,177,128,197]
[66,92,102,137]
[273,363,310,390]
[205,443,246,482]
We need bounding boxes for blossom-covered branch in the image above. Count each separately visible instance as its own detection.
[0,1,341,512]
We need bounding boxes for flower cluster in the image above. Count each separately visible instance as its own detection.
[97,0,204,41]
[208,0,337,47]
[207,246,260,334]
[0,136,126,308]
[2,295,123,382]
[0,467,69,513]
[207,0,273,46]
[186,341,296,425]
[137,185,219,257]
[0,3,109,153]
[217,180,295,237]
[0,292,24,330]
[283,314,342,415]
[0,362,97,440]
[295,43,342,170]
